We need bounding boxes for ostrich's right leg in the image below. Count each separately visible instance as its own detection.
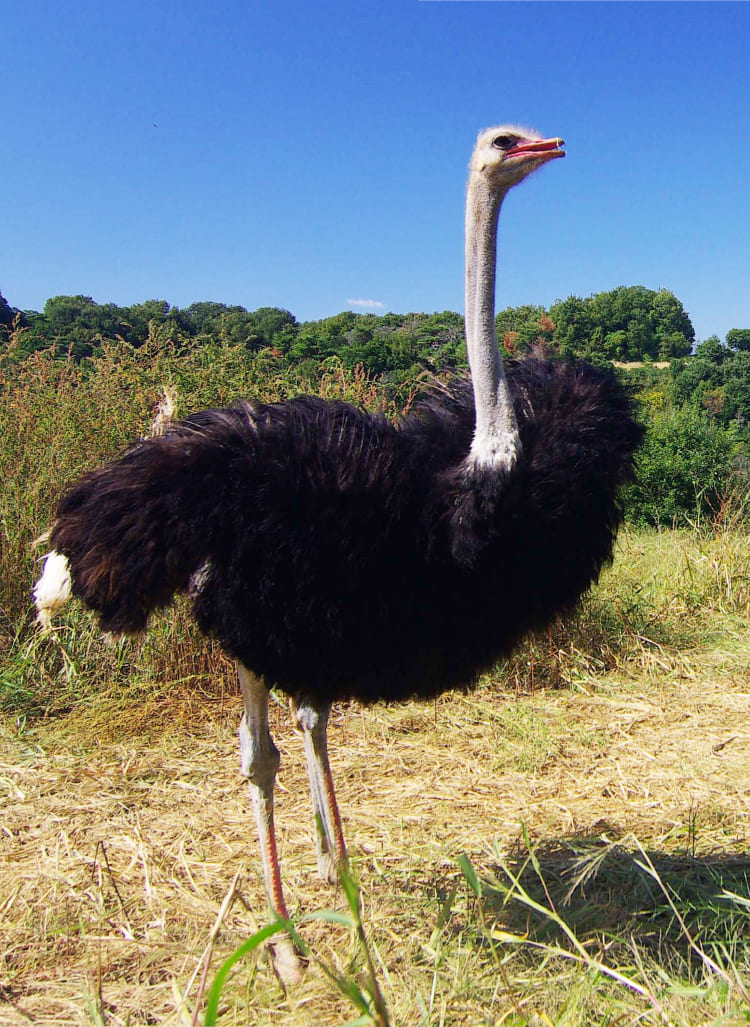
[237,663,303,988]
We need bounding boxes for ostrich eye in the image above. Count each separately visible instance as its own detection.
[492,134,518,150]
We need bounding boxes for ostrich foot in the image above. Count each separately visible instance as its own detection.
[316,847,339,887]
[268,935,305,990]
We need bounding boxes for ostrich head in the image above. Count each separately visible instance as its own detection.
[469,124,565,191]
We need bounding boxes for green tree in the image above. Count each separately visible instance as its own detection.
[40,295,123,358]
[549,295,593,356]
[120,299,172,345]
[291,311,358,362]
[551,286,693,362]
[718,350,750,429]
[726,329,750,352]
[0,291,15,333]
[495,304,548,353]
[694,335,727,364]
[246,307,298,351]
[651,289,693,358]
[670,351,723,409]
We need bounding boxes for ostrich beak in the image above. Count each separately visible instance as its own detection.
[508,137,566,162]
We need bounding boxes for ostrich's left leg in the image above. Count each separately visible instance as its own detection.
[295,700,347,884]
[237,663,303,988]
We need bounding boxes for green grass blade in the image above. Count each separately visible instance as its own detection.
[457,852,482,897]
[203,921,287,1026]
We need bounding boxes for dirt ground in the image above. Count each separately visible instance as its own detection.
[2,643,750,1025]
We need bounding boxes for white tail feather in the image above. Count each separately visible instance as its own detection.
[33,550,72,629]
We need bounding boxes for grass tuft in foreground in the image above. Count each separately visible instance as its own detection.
[457,833,750,1026]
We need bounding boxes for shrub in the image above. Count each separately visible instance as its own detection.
[625,405,737,527]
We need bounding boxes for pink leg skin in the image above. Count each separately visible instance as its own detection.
[295,701,348,885]
[238,664,304,988]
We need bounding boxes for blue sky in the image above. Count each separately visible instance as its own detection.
[3,1,749,342]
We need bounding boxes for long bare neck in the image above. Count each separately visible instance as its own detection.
[464,174,521,471]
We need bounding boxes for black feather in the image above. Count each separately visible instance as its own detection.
[51,358,642,704]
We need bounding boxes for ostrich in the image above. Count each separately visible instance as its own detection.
[34,124,642,984]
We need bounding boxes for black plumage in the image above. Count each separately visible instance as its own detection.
[50,356,641,706]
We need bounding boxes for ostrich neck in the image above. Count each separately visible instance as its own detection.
[464,175,521,471]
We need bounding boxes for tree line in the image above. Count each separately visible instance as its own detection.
[0,284,696,371]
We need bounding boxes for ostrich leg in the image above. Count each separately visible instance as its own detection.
[237,663,303,987]
[295,700,348,884]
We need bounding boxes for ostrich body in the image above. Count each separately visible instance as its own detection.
[35,125,642,984]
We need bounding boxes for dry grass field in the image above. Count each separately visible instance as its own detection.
[3,529,750,1026]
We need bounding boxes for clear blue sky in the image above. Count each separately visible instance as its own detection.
[3,1,749,343]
